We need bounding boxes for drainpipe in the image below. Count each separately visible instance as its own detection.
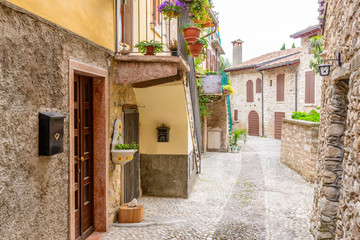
[287,64,298,112]
[115,0,120,53]
[255,67,264,137]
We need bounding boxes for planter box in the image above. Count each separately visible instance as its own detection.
[111,149,137,165]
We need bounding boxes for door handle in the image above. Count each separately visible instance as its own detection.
[80,157,85,162]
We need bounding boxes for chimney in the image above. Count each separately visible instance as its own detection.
[232,39,244,66]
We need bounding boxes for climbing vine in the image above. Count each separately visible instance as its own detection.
[309,36,324,74]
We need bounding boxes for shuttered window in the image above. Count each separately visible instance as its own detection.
[246,80,254,102]
[234,109,239,122]
[305,71,315,104]
[256,78,261,93]
[276,74,285,101]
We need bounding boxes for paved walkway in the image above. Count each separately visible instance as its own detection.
[103,137,314,239]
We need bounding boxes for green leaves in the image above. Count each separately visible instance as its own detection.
[115,143,139,150]
[309,36,324,74]
[291,109,320,122]
[134,40,164,54]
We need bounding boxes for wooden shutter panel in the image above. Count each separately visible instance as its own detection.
[276,74,285,101]
[256,78,261,93]
[305,71,315,104]
[246,80,254,102]
[234,109,239,122]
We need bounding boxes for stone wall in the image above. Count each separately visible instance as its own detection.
[311,0,360,239]
[230,66,298,138]
[280,119,320,183]
[207,98,229,152]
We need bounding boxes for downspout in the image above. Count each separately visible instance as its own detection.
[115,0,120,53]
[287,64,298,112]
[255,67,264,137]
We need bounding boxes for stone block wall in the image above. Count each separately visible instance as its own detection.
[311,0,360,239]
[280,119,320,183]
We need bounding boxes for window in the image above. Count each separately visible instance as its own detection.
[206,49,210,70]
[246,80,254,102]
[305,71,315,104]
[234,109,239,122]
[256,78,261,93]
[276,74,285,101]
[270,80,272,87]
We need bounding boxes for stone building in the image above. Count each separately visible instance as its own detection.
[0,0,203,239]
[311,0,360,239]
[225,27,322,139]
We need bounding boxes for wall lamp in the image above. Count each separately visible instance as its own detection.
[318,53,342,76]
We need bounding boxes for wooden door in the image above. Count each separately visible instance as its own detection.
[274,112,285,140]
[74,74,94,240]
[124,109,140,203]
[248,110,259,136]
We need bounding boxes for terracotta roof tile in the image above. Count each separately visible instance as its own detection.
[225,48,301,72]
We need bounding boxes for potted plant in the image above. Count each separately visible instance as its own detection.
[191,0,213,22]
[158,1,186,20]
[134,40,164,55]
[229,128,246,153]
[188,37,207,57]
[181,23,202,44]
[169,40,178,56]
[222,84,235,95]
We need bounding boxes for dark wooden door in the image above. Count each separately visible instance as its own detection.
[248,110,259,136]
[74,74,94,240]
[274,112,285,140]
[124,109,140,203]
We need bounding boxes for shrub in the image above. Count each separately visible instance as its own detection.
[291,109,320,122]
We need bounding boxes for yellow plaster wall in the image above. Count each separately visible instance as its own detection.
[7,0,115,50]
[134,83,190,155]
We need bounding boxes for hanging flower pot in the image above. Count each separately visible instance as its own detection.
[158,1,186,20]
[182,25,201,44]
[193,17,214,28]
[111,149,138,165]
[188,41,204,57]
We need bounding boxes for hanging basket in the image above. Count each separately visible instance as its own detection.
[111,149,137,165]
[188,42,204,57]
[182,27,201,44]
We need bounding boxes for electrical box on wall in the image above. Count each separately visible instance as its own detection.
[39,112,66,156]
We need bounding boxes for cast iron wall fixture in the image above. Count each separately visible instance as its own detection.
[39,112,65,156]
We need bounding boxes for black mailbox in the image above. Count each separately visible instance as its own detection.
[39,112,66,156]
[157,124,170,142]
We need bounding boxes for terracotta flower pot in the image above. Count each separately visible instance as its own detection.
[182,26,201,44]
[188,42,204,57]
[144,45,155,55]
[193,18,214,28]
[223,89,230,95]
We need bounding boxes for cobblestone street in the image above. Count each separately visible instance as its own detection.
[103,137,314,240]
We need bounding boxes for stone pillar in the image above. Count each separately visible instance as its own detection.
[311,80,349,239]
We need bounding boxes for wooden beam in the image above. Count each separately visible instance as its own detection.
[131,74,182,88]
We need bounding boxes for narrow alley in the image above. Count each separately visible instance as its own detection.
[104,137,314,240]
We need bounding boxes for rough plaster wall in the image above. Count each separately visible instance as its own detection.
[108,79,137,223]
[311,0,360,239]
[207,98,228,152]
[230,66,298,138]
[0,3,109,239]
[297,35,322,112]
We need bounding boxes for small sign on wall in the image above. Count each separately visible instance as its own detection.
[157,124,170,142]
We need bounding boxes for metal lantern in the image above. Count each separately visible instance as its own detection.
[157,124,170,142]
[318,63,332,76]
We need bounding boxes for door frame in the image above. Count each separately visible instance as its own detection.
[69,59,109,240]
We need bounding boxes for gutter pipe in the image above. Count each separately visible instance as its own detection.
[254,67,264,137]
[286,64,298,112]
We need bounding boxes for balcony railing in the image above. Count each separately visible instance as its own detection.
[119,0,191,61]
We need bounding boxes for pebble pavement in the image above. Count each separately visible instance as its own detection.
[103,136,314,240]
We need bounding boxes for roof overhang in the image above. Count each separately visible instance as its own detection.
[290,25,321,39]
[211,40,225,55]
[256,60,300,71]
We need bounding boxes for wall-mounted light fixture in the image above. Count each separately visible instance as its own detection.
[318,53,342,76]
